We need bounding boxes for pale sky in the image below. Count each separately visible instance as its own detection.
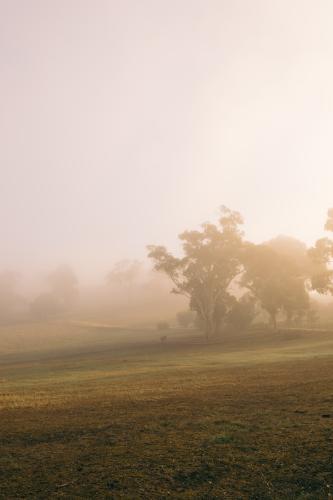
[1,0,333,280]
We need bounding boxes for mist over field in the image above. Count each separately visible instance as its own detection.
[2,1,333,498]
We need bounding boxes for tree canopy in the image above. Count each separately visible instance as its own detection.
[148,207,244,339]
[148,209,321,337]
[242,237,311,328]
[309,209,333,295]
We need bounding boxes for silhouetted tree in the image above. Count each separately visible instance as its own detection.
[325,208,333,232]
[148,206,244,340]
[309,209,333,295]
[242,243,309,329]
[226,293,256,331]
[268,236,311,326]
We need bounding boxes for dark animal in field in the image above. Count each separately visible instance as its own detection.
[160,335,167,343]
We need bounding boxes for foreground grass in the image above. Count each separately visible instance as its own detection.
[1,327,333,498]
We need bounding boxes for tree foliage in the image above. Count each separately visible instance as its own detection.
[226,293,256,331]
[107,260,142,288]
[148,207,244,339]
[241,241,309,329]
[324,208,333,232]
[309,209,333,295]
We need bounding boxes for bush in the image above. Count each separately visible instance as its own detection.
[176,310,196,328]
[30,293,65,320]
[226,295,256,331]
[156,321,170,331]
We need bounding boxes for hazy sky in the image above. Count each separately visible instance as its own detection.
[1,0,333,280]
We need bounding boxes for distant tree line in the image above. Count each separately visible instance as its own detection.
[30,266,79,319]
[0,261,184,325]
[1,207,333,335]
[0,266,79,324]
[148,206,333,340]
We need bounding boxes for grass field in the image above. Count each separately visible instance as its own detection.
[1,323,333,499]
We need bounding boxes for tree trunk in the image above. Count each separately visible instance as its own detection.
[270,312,277,331]
[204,315,215,342]
[200,301,219,342]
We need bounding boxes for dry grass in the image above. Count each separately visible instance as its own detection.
[1,325,333,498]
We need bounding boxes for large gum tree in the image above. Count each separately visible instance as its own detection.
[147,207,244,340]
[309,208,333,294]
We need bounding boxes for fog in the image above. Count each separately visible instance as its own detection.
[2,1,333,329]
[1,0,333,283]
[3,5,333,496]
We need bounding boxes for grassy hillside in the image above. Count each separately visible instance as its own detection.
[1,325,333,498]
